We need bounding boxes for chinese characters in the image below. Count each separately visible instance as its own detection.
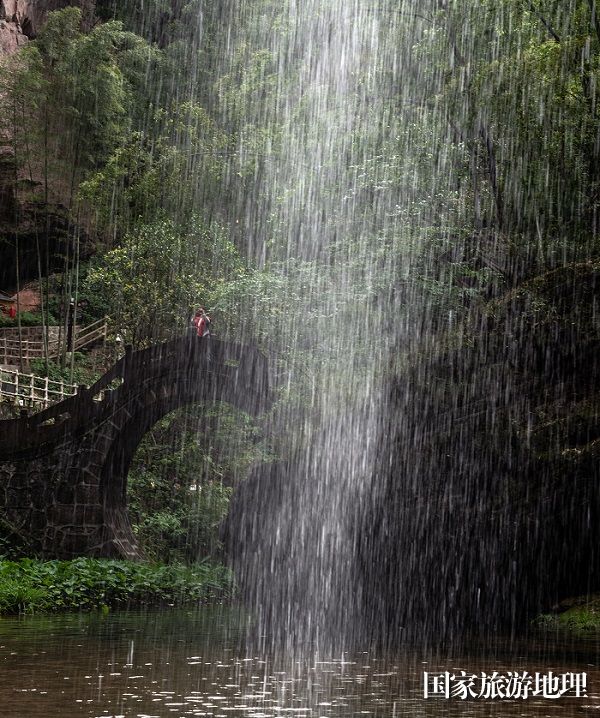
[423,671,587,700]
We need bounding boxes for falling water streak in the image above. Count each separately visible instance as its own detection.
[212,0,443,652]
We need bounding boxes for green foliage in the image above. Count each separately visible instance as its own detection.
[84,216,242,346]
[127,404,264,563]
[535,604,600,633]
[429,0,600,261]
[0,558,231,615]
[0,6,162,235]
[29,354,102,387]
[33,9,161,171]
[0,312,56,328]
[0,518,34,560]
[79,102,229,236]
[130,485,232,564]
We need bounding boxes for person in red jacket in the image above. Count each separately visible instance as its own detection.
[193,307,211,338]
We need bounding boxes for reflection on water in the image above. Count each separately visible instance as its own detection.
[1,608,600,717]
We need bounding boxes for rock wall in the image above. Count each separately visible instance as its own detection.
[0,14,26,54]
[0,0,96,55]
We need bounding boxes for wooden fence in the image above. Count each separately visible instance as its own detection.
[0,367,77,409]
[0,317,108,366]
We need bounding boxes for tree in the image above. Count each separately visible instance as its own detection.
[84,216,242,346]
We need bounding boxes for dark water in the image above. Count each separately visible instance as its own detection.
[1,608,600,717]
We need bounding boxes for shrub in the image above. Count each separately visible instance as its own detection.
[0,312,57,328]
[0,558,232,614]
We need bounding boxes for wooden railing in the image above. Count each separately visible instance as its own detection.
[0,317,108,366]
[0,367,77,409]
[0,336,57,364]
[72,317,109,352]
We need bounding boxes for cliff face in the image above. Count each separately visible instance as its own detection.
[0,0,97,290]
[0,2,28,54]
[0,0,95,55]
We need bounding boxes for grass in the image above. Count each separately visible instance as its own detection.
[0,558,232,615]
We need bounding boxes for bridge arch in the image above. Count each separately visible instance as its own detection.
[0,336,273,558]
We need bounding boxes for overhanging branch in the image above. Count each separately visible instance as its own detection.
[525,2,561,42]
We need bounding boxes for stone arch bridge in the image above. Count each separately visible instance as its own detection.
[0,337,273,559]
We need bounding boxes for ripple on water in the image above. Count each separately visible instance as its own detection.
[0,610,598,717]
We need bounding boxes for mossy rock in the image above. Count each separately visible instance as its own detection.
[536,595,600,632]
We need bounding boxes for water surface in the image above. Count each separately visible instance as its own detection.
[0,608,599,717]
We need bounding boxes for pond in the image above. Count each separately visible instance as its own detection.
[1,608,599,717]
